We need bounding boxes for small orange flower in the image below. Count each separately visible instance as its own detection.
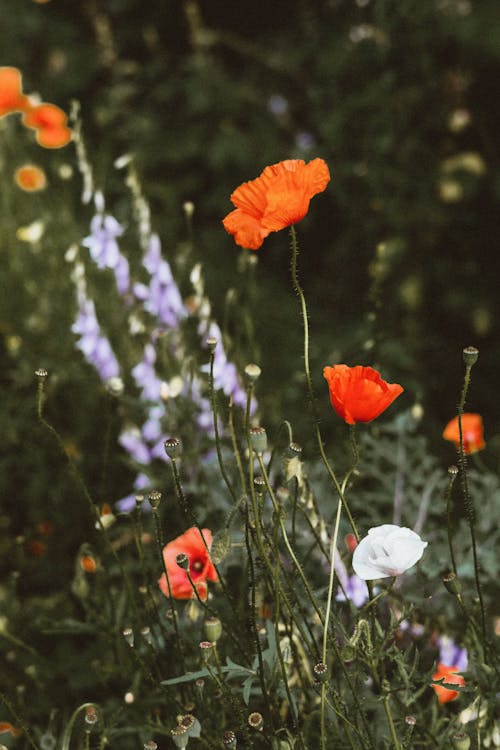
[22,103,72,148]
[0,722,22,737]
[14,164,47,192]
[158,527,218,601]
[0,66,29,117]
[324,365,403,425]
[443,413,485,455]
[223,158,330,250]
[431,663,465,704]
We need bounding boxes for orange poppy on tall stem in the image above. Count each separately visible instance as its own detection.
[431,663,465,704]
[443,413,485,455]
[323,365,404,425]
[223,158,330,250]
[22,103,72,148]
[158,527,218,601]
[0,67,29,117]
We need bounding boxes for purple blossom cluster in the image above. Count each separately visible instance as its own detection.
[133,234,186,328]
[334,549,369,608]
[437,635,468,671]
[72,298,120,382]
[200,321,250,411]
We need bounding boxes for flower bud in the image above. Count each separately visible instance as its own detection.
[183,201,195,217]
[164,437,182,459]
[144,742,157,750]
[250,427,267,454]
[35,368,48,379]
[204,616,222,643]
[135,494,145,508]
[442,571,462,595]
[247,712,264,732]
[462,347,478,367]
[141,626,153,645]
[148,491,162,510]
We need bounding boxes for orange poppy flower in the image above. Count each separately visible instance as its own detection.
[0,66,29,117]
[431,663,465,704]
[80,554,98,573]
[223,158,331,250]
[14,164,47,192]
[158,527,218,601]
[443,413,485,455]
[22,103,72,148]
[323,364,404,425]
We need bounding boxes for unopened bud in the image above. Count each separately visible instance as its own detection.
[148,491,162,510]
[244,364,261,383]
[183,201,195,217]
[176,553,189,571]
[106,376,124,396]
[442,571,462,595]
[85,707,98,729]
[249,426,267,454]
[135,494,145,507]
[405,716,416,726]
[164,437,182,459]
[247,712,264,732]
[462,347,478,367]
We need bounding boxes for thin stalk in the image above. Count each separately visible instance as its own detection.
[208,350,238,503]
[456,366,487,643]
[289,227,359,541]
[445,470,459,577]
[0,691,41,750]
[383,694,401,750]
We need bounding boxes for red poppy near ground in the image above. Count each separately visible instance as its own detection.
[222,158,330,250]
[14,164,47,192]
[443,413,485,455]
[0,67,29,117]
[431,663,465,703]
[323,365,404,425]
[22,103,72,148]
[158,527,218,601]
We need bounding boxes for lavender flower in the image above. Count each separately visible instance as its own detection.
[131,343,163,401]
[334,549,369,608]
[72,298,120,382]
[200,322,249,410]
[116,472,151,513]
[437,635,468,671]
[82,206,130,295]
[119,426,153,465]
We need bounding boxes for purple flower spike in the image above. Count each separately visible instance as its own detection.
[140,234,186,328]
[131,343,163,401]
[116,473,151,513]
[72,299,120,382]
[83,211,130,294]
[336,575,369,608]
[119,427,152,465]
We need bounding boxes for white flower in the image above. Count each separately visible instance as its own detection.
[352,524,428,580]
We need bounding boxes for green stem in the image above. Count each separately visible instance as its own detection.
[208,350,238,503]
[0,690,41,750]
[383,694,401,750]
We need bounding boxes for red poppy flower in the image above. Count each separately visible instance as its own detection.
[431,663,465,704]
[22,103,72,148]
[323,365,404,425]
[0,67,29,117]
[14,164,47,192]
[0,722,22,737]
[443,413,485,455]
[223,158,330,250]
[158,527,218,601]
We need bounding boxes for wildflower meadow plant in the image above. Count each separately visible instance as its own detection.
[2,95,499,750]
